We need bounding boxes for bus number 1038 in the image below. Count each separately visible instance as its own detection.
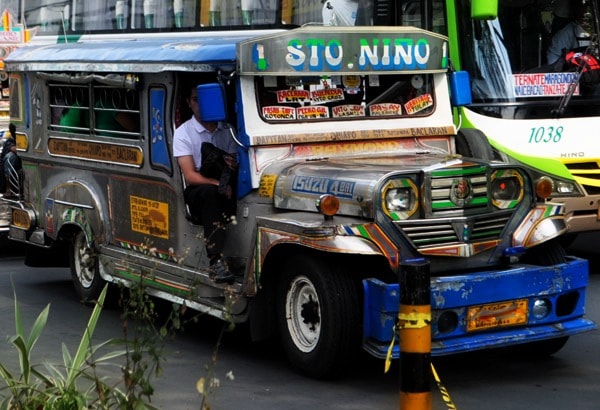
[528,126,563,144]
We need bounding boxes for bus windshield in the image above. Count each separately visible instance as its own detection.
[455,0,600,119]
[2,0,380,33]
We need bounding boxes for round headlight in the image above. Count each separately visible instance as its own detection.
[491,169,524,209]
[383,179,418,219]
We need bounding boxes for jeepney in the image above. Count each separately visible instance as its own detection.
[2,25,595,378]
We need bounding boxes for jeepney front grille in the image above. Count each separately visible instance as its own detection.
[429,168,489,215]
[397,213,512,248]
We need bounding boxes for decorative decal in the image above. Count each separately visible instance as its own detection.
[259,174,277,198]
[276,89,310,103]
[291,176,355,198]
[512,73,579,97]
[48,138,143,166]
[369,103,402,116]
[297,106,329,119]
[44,198,55,234]
[262,106,296,120]
[404,94,433,115]
[130,195,169,239]
[310,87,344,103]
[332,104,365,118]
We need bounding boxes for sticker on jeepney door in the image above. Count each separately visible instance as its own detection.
[130,195,169,239]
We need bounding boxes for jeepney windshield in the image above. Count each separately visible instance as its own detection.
[454,0,600,118]
[255,73,435,122]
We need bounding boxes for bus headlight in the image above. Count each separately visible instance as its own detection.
[491,169,524,209]
[383,179,418,219]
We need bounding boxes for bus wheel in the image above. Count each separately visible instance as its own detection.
[276,256,359,379]
[70,230,104,303]
[455,128,496,161]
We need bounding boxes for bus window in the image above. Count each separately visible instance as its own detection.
[399,0,447,35]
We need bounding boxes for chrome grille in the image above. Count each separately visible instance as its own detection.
[397,213,512,248]
[429,169,489,215]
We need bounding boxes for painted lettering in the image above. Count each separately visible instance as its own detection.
[286,37,430,72]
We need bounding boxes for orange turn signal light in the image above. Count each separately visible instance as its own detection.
[316,194,340,217]
[535,176,554,199]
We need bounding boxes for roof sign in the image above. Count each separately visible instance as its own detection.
[238,26,448,75]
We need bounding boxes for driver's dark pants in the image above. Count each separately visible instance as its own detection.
[184,184,235,263]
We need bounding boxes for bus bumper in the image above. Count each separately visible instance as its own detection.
[362,256,597,359]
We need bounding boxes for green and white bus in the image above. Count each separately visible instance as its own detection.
[389,0,600,237]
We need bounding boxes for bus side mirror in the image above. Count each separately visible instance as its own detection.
[449,71,472,106]
[471,0,498,20]
[197,83,227,122]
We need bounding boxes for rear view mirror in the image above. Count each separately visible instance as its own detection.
[449,71,472,106]
[471,0,498,20]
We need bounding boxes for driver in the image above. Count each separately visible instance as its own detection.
[547,0,590,64]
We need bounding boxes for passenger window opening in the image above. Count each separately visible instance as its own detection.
[48,78,141,139]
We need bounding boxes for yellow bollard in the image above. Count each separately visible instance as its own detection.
[398,260,431,410]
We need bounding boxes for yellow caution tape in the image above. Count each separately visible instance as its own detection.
[384,327,396,373]
[431,363,458,410]
[397,311,431,329]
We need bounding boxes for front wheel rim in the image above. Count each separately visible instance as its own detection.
[285,275,321,353]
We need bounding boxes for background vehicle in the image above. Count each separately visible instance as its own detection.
[1,1,596,378]
[392,0,600,237]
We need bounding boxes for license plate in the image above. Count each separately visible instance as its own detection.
[9,226,26,241]
[466,299,528,332]
[11,208,31,229]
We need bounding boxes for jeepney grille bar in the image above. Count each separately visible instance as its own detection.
[397,214,512,248]
[429,173,489,214]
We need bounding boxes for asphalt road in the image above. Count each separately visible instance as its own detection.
[0,235,598,410]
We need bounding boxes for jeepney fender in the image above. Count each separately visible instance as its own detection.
[254,215,385,280]
[512,203,567,248]
[248,215,387,343]
[46,179,106,250]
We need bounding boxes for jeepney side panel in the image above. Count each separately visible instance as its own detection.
[13,71,206,269]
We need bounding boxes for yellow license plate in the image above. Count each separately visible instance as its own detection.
[466,299,528,332]
[11,208,31,229]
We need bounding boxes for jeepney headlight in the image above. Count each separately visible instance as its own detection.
[491,169,524,209]
[383,179,418,219]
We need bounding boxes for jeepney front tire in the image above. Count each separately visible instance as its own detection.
[276,255,359,379]
[70,230,105,304]
[521,238,567,266]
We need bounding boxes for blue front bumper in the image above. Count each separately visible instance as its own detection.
[362,256,597,358]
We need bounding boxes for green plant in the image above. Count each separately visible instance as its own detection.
[0,284,127,409]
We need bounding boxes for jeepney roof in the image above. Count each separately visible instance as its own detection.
[4,34,254,73]
[5,26,449,76]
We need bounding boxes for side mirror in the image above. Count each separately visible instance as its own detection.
[449,71,472,106]
[197,83,227,122]
[471,0,498,20]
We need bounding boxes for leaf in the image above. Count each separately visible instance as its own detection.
[65,284,107,387]
[26,303,50,352]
